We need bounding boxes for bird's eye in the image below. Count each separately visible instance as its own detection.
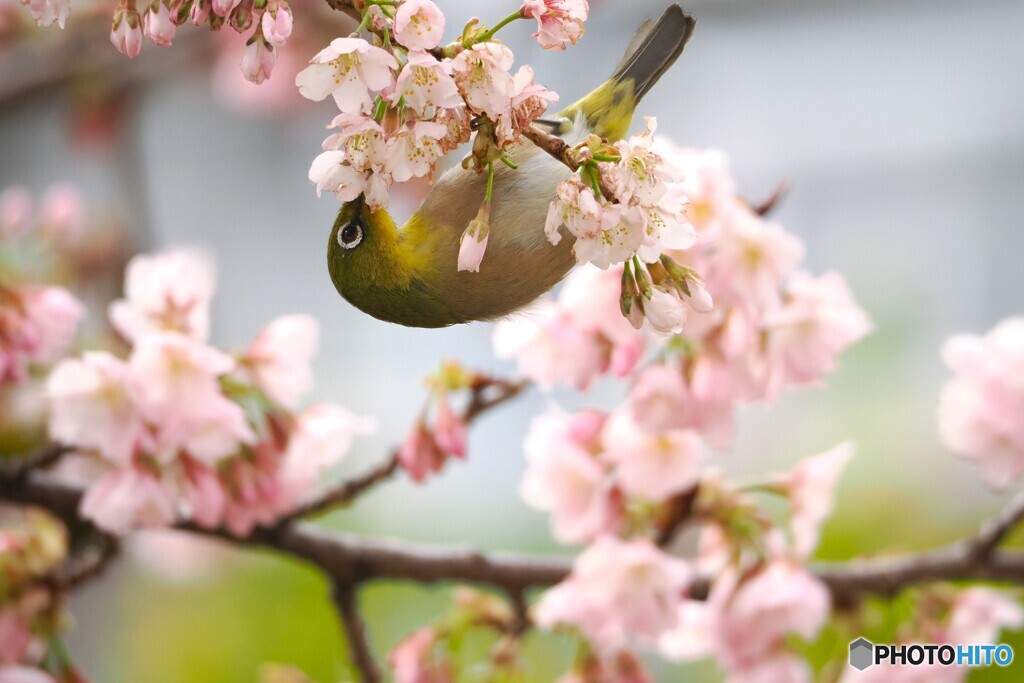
[338,223,363,249]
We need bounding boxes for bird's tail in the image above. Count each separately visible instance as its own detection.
[557,4,696,141]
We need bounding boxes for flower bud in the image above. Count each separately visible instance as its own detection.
[210,0,239,18]
[143,2,176,46]
[643,287,687,335]
[228,2,252,31]
[189,0,209,24]
[457,201,490,272]
[681,276,713,314]
[260,1,292,47]
[110,7,143,58]
[241,35,275,84]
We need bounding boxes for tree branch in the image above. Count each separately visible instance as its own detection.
[0,444,70,483]
[332,581,383,683]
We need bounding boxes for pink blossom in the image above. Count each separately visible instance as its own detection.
[558,265,644,377]
[181,457,227,529]
[80,467,177,534]
[142,2,175,46]
[308,150,374,203]
[245,314,319,409]
[657,144,736,239]
[601,409,704,502]
[763,271,871,398]
[546,177,643,268]
[432,397,466,458]
[398,420,446,483]
[392,51,461,117]
[261,2,292,48]
[450,42,515,119]
[20,286,85,363]
[242,37,276,85]
[109,248,216,343]
[38,183,84,238]
[19,0,69,28]
[497,65,558,144]
[945,587,1024,645]
[714,560,830,671]
[296,38,398,113]
[627,364,688,433]
[0,186,32,238]
[457,205,489,273]
[536,536,691,650]
[47,352,146,465]
[521,0,588,50]
[706,208,804,310]
[393,0,445,52]
[390,627,452,683]
[279,402,374,500]
[938,317,1024,489]
[110,8,142,58]
[785,442,853,559]
[386,121,447,182]
[189,0,209,25]
[493,302,608,391]
[520,408,618,544]
[130,333,254,464]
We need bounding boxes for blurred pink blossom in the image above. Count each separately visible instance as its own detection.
[390,627,452,683]
[38,183,84,238]
[245,314,319,409]
[80,467,177,534]
[938,317,1024,489]
[785,442,853,559]
[536,535,691,650]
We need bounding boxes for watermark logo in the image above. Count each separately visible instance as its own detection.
[849,638,1013,670]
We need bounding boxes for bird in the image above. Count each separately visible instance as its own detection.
[327,5,696,328]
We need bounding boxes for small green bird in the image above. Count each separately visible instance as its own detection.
[327,5,696,328]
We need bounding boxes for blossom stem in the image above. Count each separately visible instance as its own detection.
[591,153,621,163]
[500,153,518,170]
[475,10,525,43]
[484,161,495,203]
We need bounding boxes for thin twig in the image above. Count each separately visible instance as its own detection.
[0,444,70,483]
[750,181,790,217]
[521,125,616,201]
[50,534,120,591]
[968,488,1024,560]
[333,581,383,683]
[280,377,528,524]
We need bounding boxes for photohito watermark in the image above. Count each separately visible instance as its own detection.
[849,638,1014,671]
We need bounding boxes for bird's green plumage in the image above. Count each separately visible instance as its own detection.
[327,5,697,328]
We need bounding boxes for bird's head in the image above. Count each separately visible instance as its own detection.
[326,196,451,327]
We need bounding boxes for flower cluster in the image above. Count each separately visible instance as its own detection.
[939,317,1024,489]
[499,143,871,449]
[46,249,373,536]
[395,360,470,482]
[0,506,86,683]
[299,0,564,218]
[0,186,87,388]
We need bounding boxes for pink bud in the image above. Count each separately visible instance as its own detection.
[457,202,490,273]
[398,421,446,483]
[260,2,292,47]
[241,37,275,84]
[110,8,143,58]
[682,277,714,314]
[643,287,687,335]
[433,397,467,458]
[210,0,239,17]
[143,2,176,46]
[189,0,209,24]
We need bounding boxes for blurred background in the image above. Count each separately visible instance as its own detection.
[2,0,1024,679]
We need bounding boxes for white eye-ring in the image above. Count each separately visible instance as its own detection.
[338,222,363,249]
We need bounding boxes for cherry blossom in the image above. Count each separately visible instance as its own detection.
[785,442,853,559]
[536,536,691,650]
[601,408,704,502]
[398,419,447,483]
[432,397,466,458]
[392,51,461,118]
[450,42,516,120]
[390,628,452,683]
[279,402,375,499]
[47,352,147,465]
[393,0,445,52]
[641,286,688,335]
[497,65,558,144]
[19,0,69,28]
[520,408,618,544]
[244,314,319,409]
[763,271,872,398]
[295,38,398,114]
[80,467,177,534]
[386,121,448,183]
[109,248,215,343]
[938,317,1024,489]
[521,0,588,50]
[457,203,489,273]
